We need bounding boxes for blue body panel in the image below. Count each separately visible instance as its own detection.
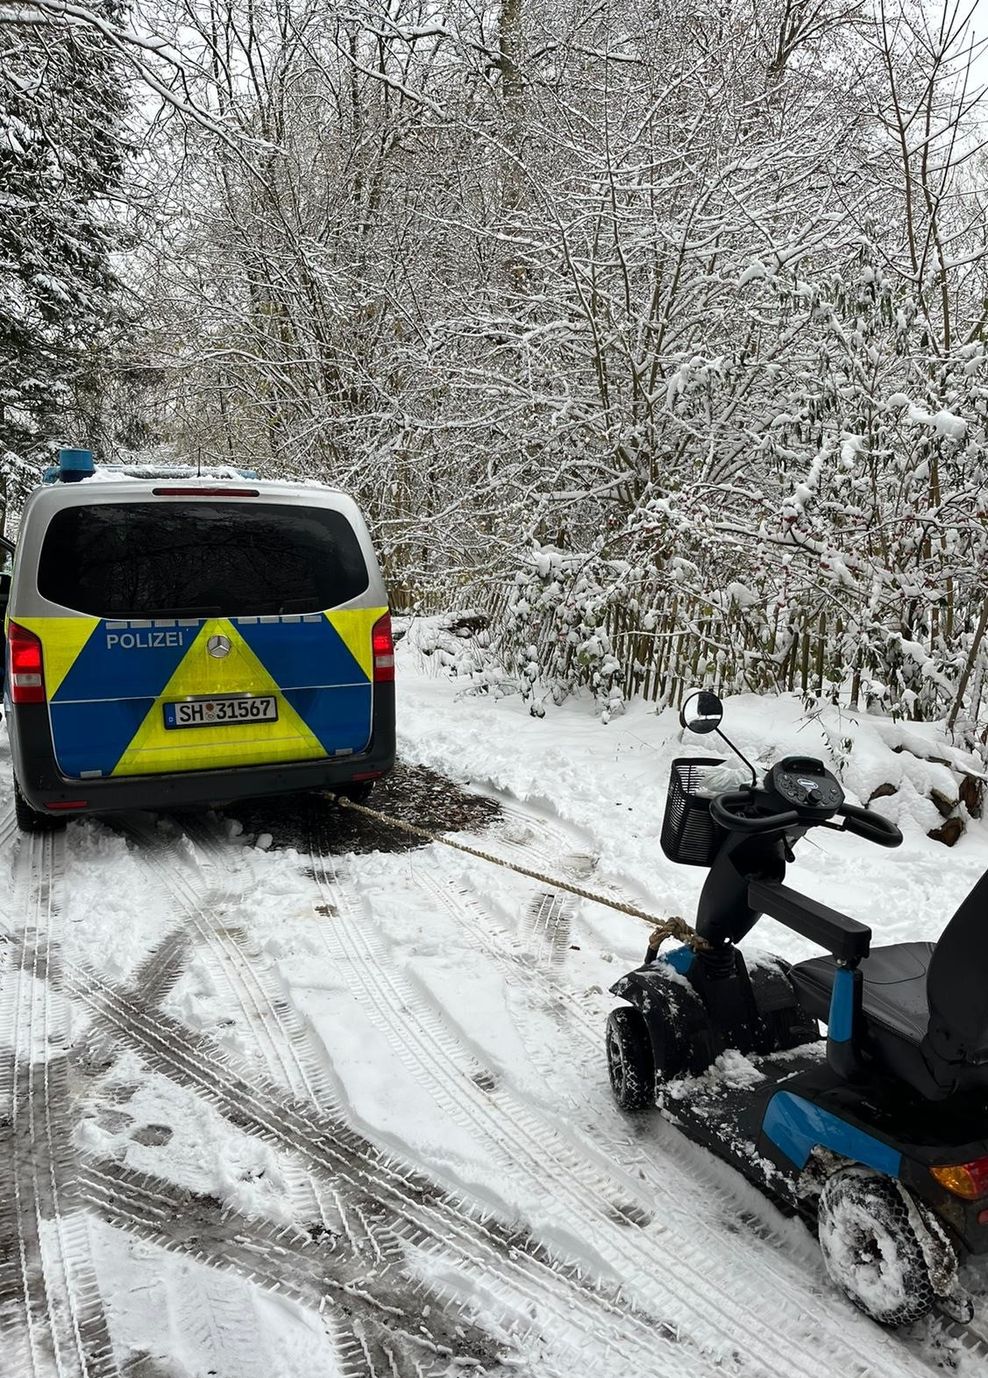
[49,699,157,778]
[762,1091,903,1176]
[283,685,372,756]
[236,617,365,692]
[56,622,195,702]
[52,623,195,776]
[661,945,695,975]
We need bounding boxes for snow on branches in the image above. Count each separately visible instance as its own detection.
[11,0,987,737]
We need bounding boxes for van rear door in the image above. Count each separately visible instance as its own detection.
[30,496,383,780]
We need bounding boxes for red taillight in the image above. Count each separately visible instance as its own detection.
[372,613,395,683]
[931,1156,988,1200]
[8,622,46,704]
[46,800,88,812]
[151,487,258,497]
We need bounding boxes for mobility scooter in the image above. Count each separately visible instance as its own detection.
[606,691,988,1327]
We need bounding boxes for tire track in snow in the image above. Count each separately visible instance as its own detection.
[938,1312,988,1366]
[523,890,574,969]
[73,928,193,1083]
[0,829,117,1378]
[78,1160,499,1377]
[113,817,343,1237]
[110,817,511,1373]
[303,825,656,1245]
[101,815,677,1378]
[118,817,336,1106]
[61,937,683,1378]
[473,800,590,969]
[0,821,511,1378]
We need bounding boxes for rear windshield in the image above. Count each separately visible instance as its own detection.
[38,501,369,617]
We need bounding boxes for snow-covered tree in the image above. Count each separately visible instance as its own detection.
[54,0,988,738]
[0,0,132,519]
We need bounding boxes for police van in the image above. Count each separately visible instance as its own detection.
[3,451,395,830]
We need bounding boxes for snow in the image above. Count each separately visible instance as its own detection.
[934,410,967,439]
[738,261,769,286]
[665,1048,767,1100]
[394,653,988,971]
[903,406,968,439]
[689,760,752,796]
[1,636,987,1375]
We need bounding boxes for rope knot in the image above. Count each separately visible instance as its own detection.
[646,915,711,956]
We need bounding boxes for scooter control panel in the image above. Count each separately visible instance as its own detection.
[767,756,844,814]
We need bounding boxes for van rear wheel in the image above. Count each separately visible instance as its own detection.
[13,781,64,833]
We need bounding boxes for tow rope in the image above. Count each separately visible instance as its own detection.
[327,793,710,954]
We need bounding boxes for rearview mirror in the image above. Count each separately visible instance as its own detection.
[680,690,723,735]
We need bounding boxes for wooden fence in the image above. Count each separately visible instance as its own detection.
[393,581,954,721]
[602,601,850,708]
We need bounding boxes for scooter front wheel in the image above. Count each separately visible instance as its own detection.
[606,1007,655,1112]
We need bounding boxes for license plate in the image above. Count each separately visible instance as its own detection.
[164,695,278,729]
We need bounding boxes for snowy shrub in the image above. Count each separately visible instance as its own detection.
[407,614,514,699]
[501,548,627,718]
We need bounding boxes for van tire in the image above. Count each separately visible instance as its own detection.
[13,781,64,833]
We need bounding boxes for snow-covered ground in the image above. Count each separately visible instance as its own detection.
[1,628,987,1378]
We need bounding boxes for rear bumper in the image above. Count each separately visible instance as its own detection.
[6,684,396,816]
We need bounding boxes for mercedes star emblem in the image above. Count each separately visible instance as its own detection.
[207,634,232,658]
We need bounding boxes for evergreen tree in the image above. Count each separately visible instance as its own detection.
[0,2,129,522]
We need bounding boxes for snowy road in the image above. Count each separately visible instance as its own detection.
[1,642,987,1376]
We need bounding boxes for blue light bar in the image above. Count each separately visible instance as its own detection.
[58,448,95,482]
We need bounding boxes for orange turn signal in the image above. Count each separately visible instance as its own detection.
[930,1158,988,1200]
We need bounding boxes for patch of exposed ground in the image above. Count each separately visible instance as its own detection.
[216,760,500,855]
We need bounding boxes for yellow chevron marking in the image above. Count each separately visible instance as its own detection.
[327,606,386,682]
[112,619,327,776]
[16,616,100,698]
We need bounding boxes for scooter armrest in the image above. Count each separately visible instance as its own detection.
[748,880,871,964]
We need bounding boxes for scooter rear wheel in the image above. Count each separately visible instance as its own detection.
[817,1166,949,1327]
[606,1007,655,1112]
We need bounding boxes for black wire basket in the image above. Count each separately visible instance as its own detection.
[660,757,728,867]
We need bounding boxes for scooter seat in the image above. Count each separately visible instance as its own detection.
[790,942,935,1044]
[783,869,988,1099]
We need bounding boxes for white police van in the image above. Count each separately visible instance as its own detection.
[4,450,395,830]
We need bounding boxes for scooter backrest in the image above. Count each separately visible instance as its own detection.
[925,867,988,1063]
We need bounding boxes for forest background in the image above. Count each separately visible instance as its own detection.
[3,0,988,738]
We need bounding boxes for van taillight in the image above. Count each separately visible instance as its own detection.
[372,613,395,683]
[9,622,46,704]
[151,487,259,497]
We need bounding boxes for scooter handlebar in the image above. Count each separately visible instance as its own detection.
[837,803,903,848]
[708,791,801,834]
[709,792,903,848]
